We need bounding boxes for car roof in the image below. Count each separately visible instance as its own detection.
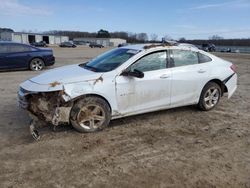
[121,43,199,52]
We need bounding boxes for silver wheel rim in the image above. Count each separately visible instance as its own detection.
[31,59,43,71]
[204,87,220,109]
[77,105,105,130]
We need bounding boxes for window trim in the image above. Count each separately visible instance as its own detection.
[197,52,212,64]
[126,50,169,73]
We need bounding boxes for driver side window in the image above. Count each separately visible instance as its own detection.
[130,51,167,72]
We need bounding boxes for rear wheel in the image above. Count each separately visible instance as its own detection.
[70,96,111,133]
[30,58,45,71]
[198,82,221,111]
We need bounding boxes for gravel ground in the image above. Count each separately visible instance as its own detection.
[0,46,250,188]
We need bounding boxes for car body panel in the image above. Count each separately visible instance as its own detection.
[89,43,104,48]
[225,74,237,98]
[115,68,171,114]
[30,64,102,85]
[170,62,212,106]
[31,41,47,47]
[0,42,55,70]
[3,51,31,69]
[59,42,76,48]
[18,44,237,124]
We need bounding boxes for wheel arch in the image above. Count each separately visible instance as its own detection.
[29,56,45,62]
[204,79,228,96]
[71,93,112,112]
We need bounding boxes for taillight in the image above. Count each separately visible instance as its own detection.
[230,64,236,73]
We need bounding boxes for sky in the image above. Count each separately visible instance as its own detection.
[0,0,250,40]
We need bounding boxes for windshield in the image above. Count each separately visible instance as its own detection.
[81,48,140,72]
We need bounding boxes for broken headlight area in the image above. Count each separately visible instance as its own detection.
[19,89,73,126]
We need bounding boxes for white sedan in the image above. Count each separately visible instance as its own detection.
[18,44,237,137]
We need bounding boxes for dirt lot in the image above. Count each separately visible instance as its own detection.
[0,46,250,188]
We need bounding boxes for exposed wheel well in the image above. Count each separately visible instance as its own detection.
[206,79,228,96]
[72,94,112,112]
[30,57,45,62]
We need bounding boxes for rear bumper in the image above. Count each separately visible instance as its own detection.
[45,56,55,66]
[225,73,237,98]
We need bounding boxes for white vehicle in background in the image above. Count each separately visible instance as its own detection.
[18,43,237,139]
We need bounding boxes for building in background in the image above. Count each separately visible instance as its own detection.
[0,31,69,45]
[73,38,126,47]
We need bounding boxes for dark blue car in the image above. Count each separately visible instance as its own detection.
[0,42,55,71]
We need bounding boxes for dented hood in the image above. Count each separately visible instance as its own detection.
[30,64,102,85]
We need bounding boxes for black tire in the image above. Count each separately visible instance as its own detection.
[29,58,45,71]
[198,82,221,111]
[70,96,111,133]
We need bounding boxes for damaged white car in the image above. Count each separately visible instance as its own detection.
[18,43,237,139]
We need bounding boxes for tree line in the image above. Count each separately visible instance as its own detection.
[44,29,151,43]
[1,27,250,46]
[44,30,250,46]
[179,38,250,47]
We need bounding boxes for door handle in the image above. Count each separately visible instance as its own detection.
[160,74,170,79]
[198,69,206,73]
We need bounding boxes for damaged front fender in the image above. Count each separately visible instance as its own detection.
[18,75,108,126]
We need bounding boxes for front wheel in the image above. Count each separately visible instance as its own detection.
[198,82,221,111]
[70,96,111,133]
[29,58,45,71]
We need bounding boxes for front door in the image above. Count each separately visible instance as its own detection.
[115,51,171,115]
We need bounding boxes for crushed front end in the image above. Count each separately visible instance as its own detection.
[18,87,73,140]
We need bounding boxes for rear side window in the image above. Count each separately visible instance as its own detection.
[8,44,31,53]
[198,53,212,63]
[170,50,198,67]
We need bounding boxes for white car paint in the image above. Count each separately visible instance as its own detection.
[19,44,237,120]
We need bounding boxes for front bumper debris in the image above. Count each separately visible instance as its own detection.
[17,88,30,109]
[30,120,40,141]
[18,88,72,125]
[17,87,74,140]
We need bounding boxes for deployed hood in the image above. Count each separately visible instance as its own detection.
[30,64,102,85]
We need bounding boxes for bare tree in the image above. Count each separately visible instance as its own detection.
[163,34,172,41]
[209,35,224,40]
[150,33,158,41]
[179,37,186,42]
[136,33,148,42]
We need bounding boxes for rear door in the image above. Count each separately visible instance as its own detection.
[170,50,212,106]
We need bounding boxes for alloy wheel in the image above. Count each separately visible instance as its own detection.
[30,58,44,71]
[204,87,220,109]
[76,104,106,130]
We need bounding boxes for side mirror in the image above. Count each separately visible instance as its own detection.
[121,69,144,78]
